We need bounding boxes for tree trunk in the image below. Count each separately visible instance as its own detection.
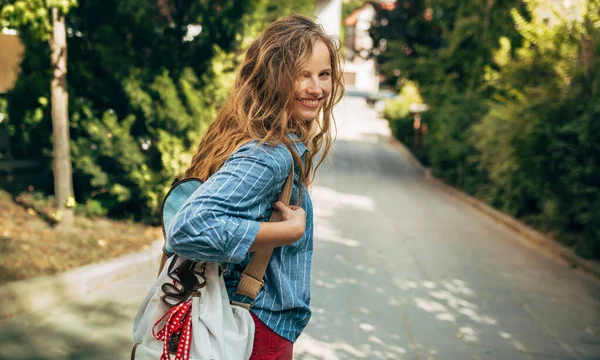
[50,7,74,229]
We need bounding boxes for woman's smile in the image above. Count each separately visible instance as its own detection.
[297,98,322,109]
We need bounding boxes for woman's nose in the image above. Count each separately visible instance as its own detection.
[306,78,322,96]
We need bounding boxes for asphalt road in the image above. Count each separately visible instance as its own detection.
[1,96,599,360]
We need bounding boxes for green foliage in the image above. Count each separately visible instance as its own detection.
[372,0,524,189]
[342,0,365,21]
[472,1,600,257]
[375,0,600,257]
[1,0,315,222]
[75,199,108,218]
[63,1,255,221]
[340,0,365,47]
[383,81,423,147]
[0,0,77,40]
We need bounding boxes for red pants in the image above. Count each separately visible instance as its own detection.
[249,312,293,360]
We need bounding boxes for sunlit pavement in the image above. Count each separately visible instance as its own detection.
[293,97,600,360]
[1,96,599,360]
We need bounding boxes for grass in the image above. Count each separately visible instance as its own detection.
[0,190,163,285]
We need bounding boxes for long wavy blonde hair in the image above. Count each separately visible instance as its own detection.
[184,14,344,190]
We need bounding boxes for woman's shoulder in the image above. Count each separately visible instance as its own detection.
[232,140,293,179]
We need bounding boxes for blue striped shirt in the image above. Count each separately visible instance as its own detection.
[166,134,313,342]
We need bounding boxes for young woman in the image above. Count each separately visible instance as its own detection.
[166,14,343,359]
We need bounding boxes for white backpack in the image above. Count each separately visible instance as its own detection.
[132,256,254,360]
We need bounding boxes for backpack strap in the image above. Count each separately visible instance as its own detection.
[231,162,295,310]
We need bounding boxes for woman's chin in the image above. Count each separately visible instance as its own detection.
[295,109,320,121]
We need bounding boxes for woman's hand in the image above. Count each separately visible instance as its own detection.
[249,202,306,252]
[272,201,306,241]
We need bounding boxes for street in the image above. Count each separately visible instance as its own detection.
[1,96,599,360]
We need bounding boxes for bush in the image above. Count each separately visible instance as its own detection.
[470,5,600,257]
[374,0,600,258]
[3,0,314,222]
[383,81,422,146]
[75,199,108,218]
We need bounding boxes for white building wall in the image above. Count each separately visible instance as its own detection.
[342,4,379,95]
[354,5,375,56]
[313,0,379,95]
[314,0,342,37]
[344,60,379,94]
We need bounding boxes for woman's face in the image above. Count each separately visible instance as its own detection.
[293,41,333,122]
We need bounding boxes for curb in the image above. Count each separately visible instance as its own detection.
[0,239,163,318]
[388,137,426,171]
[388,137,600,282]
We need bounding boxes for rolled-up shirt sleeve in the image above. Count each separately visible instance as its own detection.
[166,148,278,263]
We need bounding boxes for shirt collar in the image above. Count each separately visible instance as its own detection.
[287,133,309,157]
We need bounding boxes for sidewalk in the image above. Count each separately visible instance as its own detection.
[0,239,162,319]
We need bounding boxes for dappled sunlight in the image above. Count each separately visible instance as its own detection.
[413,297,449,313]
[411,280,498,327]
[358,323,376,332]
[421,281,436,289]
[298,263,431,360]
[441,279,476,297]
[368,335,385,345]
[294,331,412,360]
[352,264,377,275]
[436,312,456,322]
[315,219,360,247]
[393,279,418,290]
[311,186,375,216]
[389,277,532,353]
[315,279,338,289]
[303,259,561,359]
[333,97,392,144]
[428,290,477,312]
[303,168,558,358]
[334,277,359,285]
[295,333,368,360]
[311,185,375,248]
[457,326,478,342]
[314,275,364,290]
[298,268,417,359]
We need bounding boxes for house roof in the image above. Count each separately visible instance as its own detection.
[344,3,369,26]
[343,1,396,27]
[381,2,396,11]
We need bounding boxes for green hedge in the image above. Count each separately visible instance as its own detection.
[377,1,600,258]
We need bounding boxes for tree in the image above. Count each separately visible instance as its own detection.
[2,0,315,222]
[1,0,78,228]
[369,0,524,188]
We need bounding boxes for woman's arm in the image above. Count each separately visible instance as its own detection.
[167,145,298,263]
[249,202,306,252]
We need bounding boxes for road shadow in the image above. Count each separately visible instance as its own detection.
[0,300,139,359]
[292,180,595,360]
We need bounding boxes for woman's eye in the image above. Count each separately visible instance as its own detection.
[319,72,331,78]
